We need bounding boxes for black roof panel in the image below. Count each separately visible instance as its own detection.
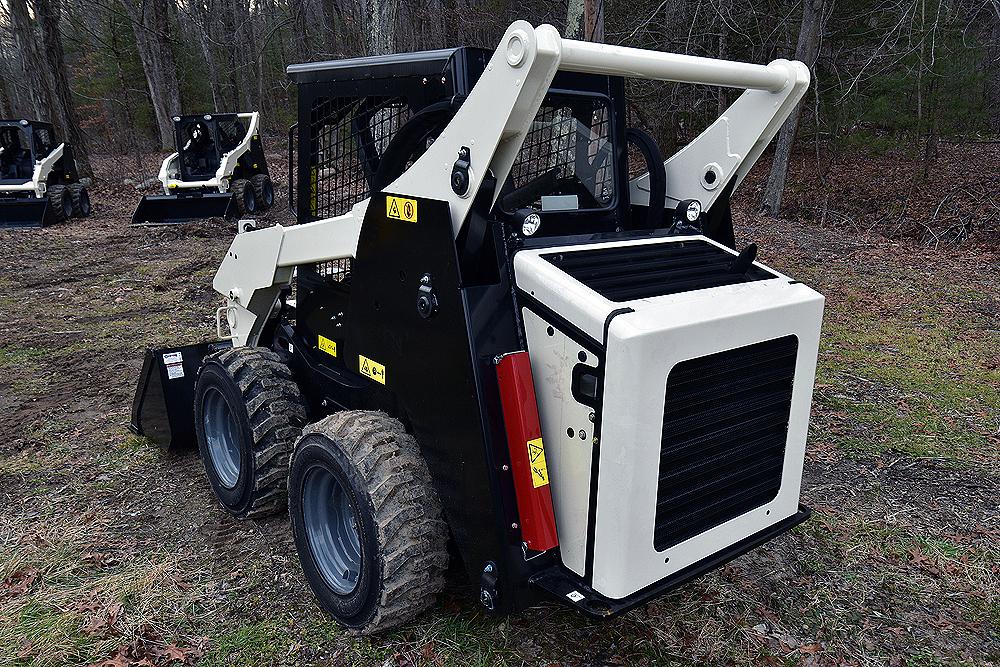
[286,47,488,83]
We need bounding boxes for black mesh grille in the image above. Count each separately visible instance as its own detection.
[301,258,353,285]
[544,240,774,301]
[308,96,410,219]
[653,336,798,551]
[511,98,614,208]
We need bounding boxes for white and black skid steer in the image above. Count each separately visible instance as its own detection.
[131,112,274,225]
[0,119,92,228]
[132,22,825,633]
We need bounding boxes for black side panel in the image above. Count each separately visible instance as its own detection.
[344,194,519,602]
[131,342,231,450]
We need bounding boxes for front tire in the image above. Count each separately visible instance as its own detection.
[289,411,448,634]
[194,347,306,518]
[68,183,91,217]
[47,185,72,223]
[231,178,257,216]
[250,174,274,210]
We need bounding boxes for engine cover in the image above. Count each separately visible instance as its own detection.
[514,235,823,600]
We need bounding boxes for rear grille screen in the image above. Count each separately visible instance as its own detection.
[654,336,798,551]
[543,240,774,301]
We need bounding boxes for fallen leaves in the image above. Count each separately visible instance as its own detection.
[1,566,40,598]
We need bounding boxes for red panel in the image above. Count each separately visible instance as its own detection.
[495,351,559,552]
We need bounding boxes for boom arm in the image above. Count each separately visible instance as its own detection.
[213,22,809,347]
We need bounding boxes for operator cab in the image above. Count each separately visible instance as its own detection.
[173,114,248,180]
[0,120,58,183]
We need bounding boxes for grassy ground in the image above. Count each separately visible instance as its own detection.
[0,152,997,666]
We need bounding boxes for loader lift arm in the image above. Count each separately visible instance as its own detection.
[213,21,809,348]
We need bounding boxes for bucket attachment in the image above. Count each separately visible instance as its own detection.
[0,197,53,228]
[131,192,236,226]
[131,341,231,450]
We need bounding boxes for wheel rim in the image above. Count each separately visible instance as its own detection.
[303,464,361,595]
[202,386,241,489]
[262,181,274,207]
[63,196,73,219]
[80,190,91,216]
[244,187,257,213]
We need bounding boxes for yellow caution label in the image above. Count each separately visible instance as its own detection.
[358,354,386,385]
[318,335,337,357]
[526,437,549,488]
[386,196,418,223]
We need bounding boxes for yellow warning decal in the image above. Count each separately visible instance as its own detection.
[386,195,418,223]
[318,335,337,357]
[358,354,386,385]
[526,437,549,488]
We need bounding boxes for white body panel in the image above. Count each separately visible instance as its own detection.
[514,236,823,599]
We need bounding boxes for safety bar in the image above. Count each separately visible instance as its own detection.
[557,37,790,92]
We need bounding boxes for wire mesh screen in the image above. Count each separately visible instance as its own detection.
[510,97,614,208]
[216,118,246,152]
[309,96,410,219]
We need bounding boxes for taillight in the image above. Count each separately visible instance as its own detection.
[495,351,558,552]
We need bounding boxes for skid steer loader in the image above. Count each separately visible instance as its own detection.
[131,112,274,225]
[0,119,92,228]
[132,22,824,633]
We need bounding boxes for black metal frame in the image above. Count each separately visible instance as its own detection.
[170,113,269,185]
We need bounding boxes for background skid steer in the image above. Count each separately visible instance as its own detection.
[0,119,92,228]
[131,112,274,226]
[133,22,824,633]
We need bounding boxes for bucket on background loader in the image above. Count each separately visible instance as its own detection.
[0,197,54,228]
[130,341,231,450]
[131,192,236,226]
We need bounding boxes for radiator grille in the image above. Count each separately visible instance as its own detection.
[654,335,797,551]
[544,240,774,301]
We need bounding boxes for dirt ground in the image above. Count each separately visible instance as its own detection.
[0,148,997,667]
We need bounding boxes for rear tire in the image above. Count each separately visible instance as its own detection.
[47,185,72,223]
[68,184,91,217]
[231,178,257,216]
[250,174,274,210]
[194,347,306,518]
[289,411,448,634]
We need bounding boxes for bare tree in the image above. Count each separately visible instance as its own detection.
[761,0,829,216]
[124,0,182,148]
[7,0,52,121]
[36,0,92,175]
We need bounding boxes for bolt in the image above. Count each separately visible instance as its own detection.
[501,464,509,471]
[483,562,495,574]
[422,77,428,84]
[589,412,595,423]
[511,522,519,529]
[441,76,447,84]
[579,429,586,440]
[592,437,599,445]
[420,274,431,285]
[320,399,328,407]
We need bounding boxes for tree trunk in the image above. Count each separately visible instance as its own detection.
[584,0,604,41]
[565,0,584,38]
[36,0,93,176]
[125,0,183,149]
[364,0,398,55]
[7,0,52,121]
[760,0,827,217]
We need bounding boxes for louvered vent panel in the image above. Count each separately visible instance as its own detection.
[654,335,798,551]
[543,240,774,301]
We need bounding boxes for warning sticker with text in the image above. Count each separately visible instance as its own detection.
[358,354,386,385]
[386,196,418,223]
[318,335,337,357]
[526,437,549,488]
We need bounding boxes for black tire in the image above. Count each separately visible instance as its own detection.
[47,185,72,223]
[68,183,92,217]
[289,411,448,634]
[194,347,306,518]
[231,178,257,216]
[250,173,274,210]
